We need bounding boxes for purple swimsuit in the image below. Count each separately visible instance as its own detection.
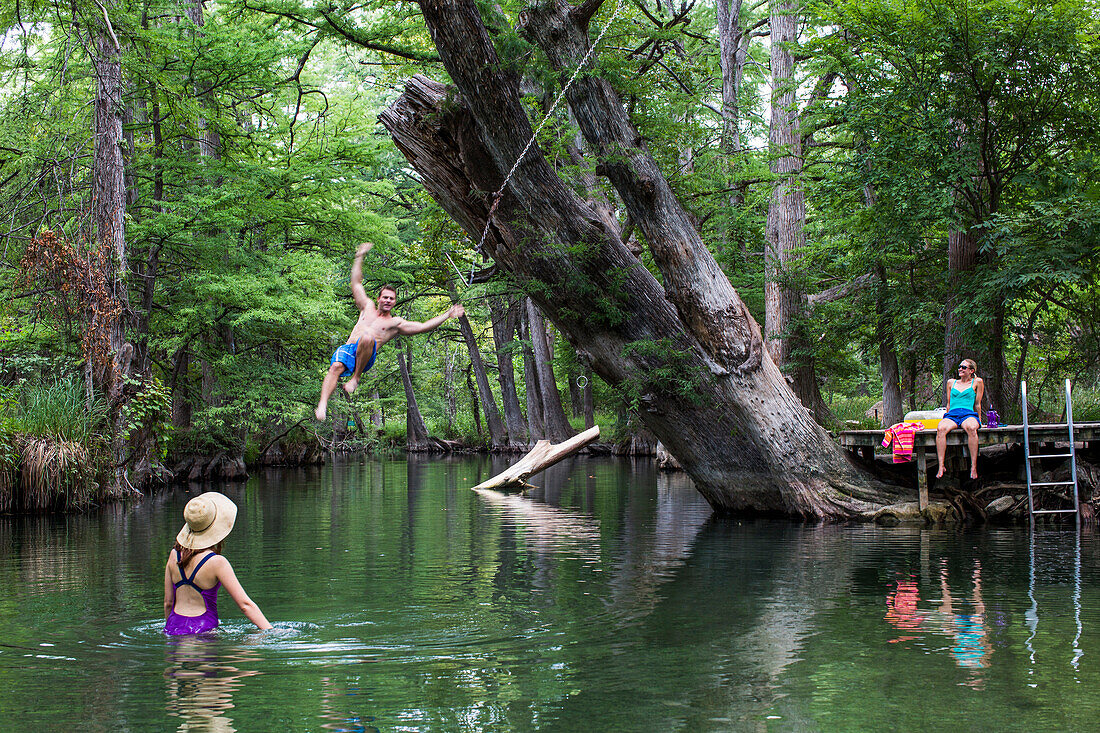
[165,551,221,635]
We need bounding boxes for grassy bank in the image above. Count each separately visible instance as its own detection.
[0,378,109,513]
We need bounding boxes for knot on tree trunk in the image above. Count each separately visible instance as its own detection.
[516,1,583,64]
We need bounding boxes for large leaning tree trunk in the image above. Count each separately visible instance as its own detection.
[381,0,904,517]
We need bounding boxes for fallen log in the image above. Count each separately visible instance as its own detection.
[472,425,601,491]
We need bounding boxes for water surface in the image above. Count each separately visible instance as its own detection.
[0,456,1096,731]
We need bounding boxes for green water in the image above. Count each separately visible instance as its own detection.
[1,456,1098,731]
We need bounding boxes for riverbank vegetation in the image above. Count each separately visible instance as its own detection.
[1,0,1098,513]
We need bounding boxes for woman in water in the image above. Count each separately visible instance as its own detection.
[935,358,984,480]
[164,491,272,635]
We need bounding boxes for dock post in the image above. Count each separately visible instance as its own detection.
[915,445,929,510]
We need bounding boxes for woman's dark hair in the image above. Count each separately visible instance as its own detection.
[173,540,223,577]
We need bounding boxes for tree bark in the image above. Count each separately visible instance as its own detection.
[943,110,983,389]
[863,178,903,427]
[370,388,384,429]
[453,290,508,446]
[170,346,192,430]
[567,355,583,418]
[489,294,530,446]
[764,0,829,423]
[473,425,600,491]
[944,225,978,386]
[520,304,546,442]
[398,344,434,451]
[986,301,1008,415]
[92,15,151,494]
[717,0,750,219]
[876,264,904,426]
[381,1,901,516]
[526,298,575,441]
[582,366,594,429]
[181,0,221,164]
[443,345,457,427]
[464,366,483,436]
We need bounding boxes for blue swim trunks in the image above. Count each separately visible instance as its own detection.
[330,339,377,378]
[944,407,980,426]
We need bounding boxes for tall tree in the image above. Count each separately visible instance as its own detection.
[453,293,508,446]
[398,344,434,450]
[520,306,547,442]
[489,294,530,446]
[526,298,575,441]
[382,0,901,517]
[763,0,835,422]
[89,3,161,491]
[830,0,1100,414]
[716,0,754,224]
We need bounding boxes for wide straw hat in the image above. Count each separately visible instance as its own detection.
[176,492,238,549]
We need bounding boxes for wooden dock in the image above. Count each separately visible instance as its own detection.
[838,423,1100,510]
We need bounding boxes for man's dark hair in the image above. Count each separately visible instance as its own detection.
[378,284,398,298]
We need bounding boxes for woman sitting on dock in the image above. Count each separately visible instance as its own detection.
[936,358,984,480]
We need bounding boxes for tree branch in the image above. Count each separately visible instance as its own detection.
[318,9,441,62]
[572,0,608,27]
[806,273,875,307]
[91,0,120,51]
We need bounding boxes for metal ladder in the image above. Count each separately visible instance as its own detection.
[1022,379,1080,523]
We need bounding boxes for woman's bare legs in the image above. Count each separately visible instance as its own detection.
[961,417,980,479]
[935,418,960,478]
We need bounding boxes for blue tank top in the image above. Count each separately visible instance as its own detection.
[949,381,977,412]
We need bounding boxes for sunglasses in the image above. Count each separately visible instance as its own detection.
[958,365,972,370]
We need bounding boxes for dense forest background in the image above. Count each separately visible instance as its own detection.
[1,0,1098,509]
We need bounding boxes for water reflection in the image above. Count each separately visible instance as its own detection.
[318,675,376,733]
[164,638,260,732]
[605,470,712,617]
[1027,527,1086,680]
[472,488,602,557]
[7,459,1100,730]
[886,562,993,685]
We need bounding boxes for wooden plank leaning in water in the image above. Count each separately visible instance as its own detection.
[472,426,601,491]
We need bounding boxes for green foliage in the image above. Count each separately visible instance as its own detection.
[2,0,1098,488]
[14,376,107,447]
[827,394,884,430]
[121,375,172,460]
[1071,386,1100,423]
[3,377,108,511]
[618,338,706,411]
[0,386,18,475]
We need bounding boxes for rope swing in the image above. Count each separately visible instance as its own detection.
[452,0,625,288]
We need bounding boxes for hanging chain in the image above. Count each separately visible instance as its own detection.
[461,0,624,286]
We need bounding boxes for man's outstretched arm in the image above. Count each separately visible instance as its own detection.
[351,242,375,315]
[397,303,464,336]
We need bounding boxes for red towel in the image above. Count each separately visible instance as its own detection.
[882,422,925,463]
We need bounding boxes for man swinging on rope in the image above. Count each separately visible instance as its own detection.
[315,242,464,422]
